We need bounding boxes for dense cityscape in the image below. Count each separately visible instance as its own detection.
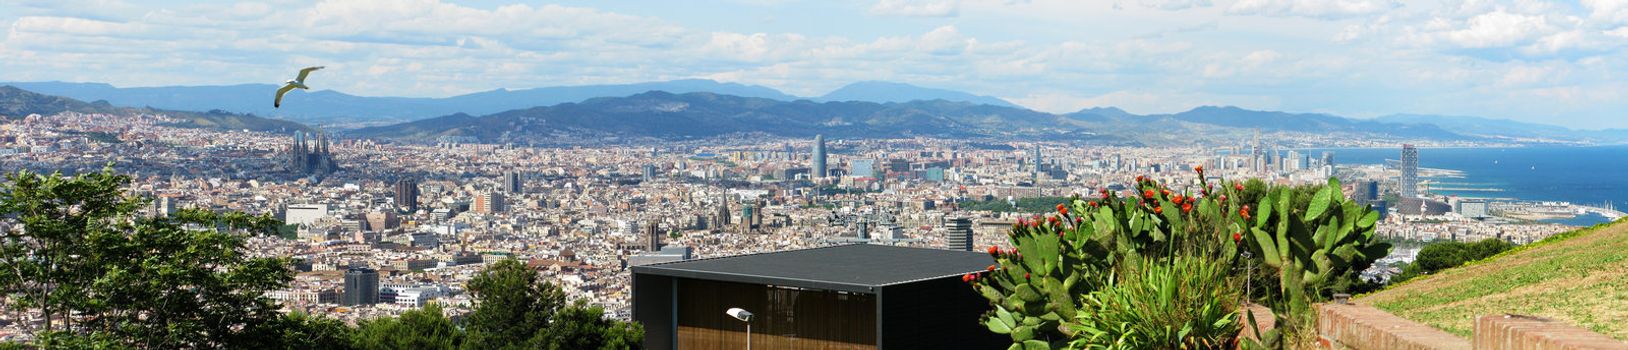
[0,109,1614,339]
[10,0,1628,347]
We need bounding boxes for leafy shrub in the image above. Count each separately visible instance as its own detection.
[1071,256,1242,350]
[1393,238,1513,282]
[970,168,1389,350]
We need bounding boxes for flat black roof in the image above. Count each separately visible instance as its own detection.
[631,244,994,293]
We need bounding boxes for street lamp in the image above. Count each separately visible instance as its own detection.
[726,307,754,350]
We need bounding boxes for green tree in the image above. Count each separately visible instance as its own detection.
[461,259,643,350]
[1465,238,1514,260]
[529,300,644,350]
[462,259,565,350]
[353,303,461,350]
[263,312,358,350]
[0,167,294,349]
[1393,238,1513,283]
[1412,241,1470,272]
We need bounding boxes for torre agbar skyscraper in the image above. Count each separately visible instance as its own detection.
[812,134,827,179]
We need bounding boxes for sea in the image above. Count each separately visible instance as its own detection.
[1304,145,1628,226]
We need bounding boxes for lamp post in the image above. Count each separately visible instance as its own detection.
[726,307,754,350]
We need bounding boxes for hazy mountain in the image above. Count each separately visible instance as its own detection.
[354,92,1495,146]
[353,91,1084,143]
[1166,106,1474,140]
[817,81,1020,108]
[8,79,1563,145]
[0,86,312,133]
[1069,107,1138,120]
[0,79,798,125]
[0,85,116,117]
[1374,114,1628,143]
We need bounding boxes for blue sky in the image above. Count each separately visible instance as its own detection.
[2,0,1627,129]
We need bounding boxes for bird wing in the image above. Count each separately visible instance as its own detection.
[274,84,297,108]
[295,66,325,83]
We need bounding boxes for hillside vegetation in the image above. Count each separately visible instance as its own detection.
[1359,219,1628,339]
[0,86,312,133]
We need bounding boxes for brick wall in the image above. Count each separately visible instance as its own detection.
[1313,304,1628,350]
[1475,314,1628,350]
[1315,303,1470,350]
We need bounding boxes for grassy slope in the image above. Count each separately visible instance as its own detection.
[1358,218,1628,339]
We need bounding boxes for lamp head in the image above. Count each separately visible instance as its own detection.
[726,307,753,322]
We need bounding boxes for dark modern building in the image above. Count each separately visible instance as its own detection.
[1355,180,1380,203]
[502,171,523,193]
[945,217,973,252]
[342,267,379,306]
[394,178,419,213]
[632,244,1003,350]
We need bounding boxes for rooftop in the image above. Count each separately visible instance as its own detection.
[631,244,993,293]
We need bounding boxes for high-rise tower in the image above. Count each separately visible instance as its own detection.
[342,267,379,306]
[394,178,419,213]
[502,171,523,193]
[475,191,505,214]
[945,217,973,251]
[1032,145,1042,181]
[1400,144,1420,198]
[811,134,827,179]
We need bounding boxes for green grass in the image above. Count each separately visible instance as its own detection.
[1358,218,1628,339]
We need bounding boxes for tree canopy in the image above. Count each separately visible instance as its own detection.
[0,167,642,349]
[0,167,292,349]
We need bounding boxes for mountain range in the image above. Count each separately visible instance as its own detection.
[4,80,1625,146]
[0,79,1020,125]
[0,86,312,133]
[352,91,1068,142]
[351,91,1490,146]
[1374,114,1628,142]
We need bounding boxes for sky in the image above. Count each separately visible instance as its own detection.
[2,0,1627,129]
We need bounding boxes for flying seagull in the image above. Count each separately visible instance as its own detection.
[274,66,324,108]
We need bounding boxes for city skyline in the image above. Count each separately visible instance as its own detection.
[4,0,1628,129]
[3,1,1627,348]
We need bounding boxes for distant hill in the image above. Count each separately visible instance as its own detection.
[1360,219,1628,340]
[353,92,1489,145]
[0,86,312,133]
[0,79,799,125]
[353,91,1083,143]
[1376,114,1628,143]
[816,81,1020,108]
[1069,107,1138,120]
[0,85,119,116]
[1166,106,1473,140]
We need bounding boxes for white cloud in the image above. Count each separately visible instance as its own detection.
[1227,0,1399,19]
[869,0,960,17]
[1498,64,1561,87]
[12,16,153,38]
[1583,0,1628,24]
[1607,26,1628,38]
[917,25,972,55]
[3,0,1628,128]
[1441,10,1552,48]
[1135,0,1212,11]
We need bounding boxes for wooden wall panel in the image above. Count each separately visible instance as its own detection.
[675,278,876,350]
